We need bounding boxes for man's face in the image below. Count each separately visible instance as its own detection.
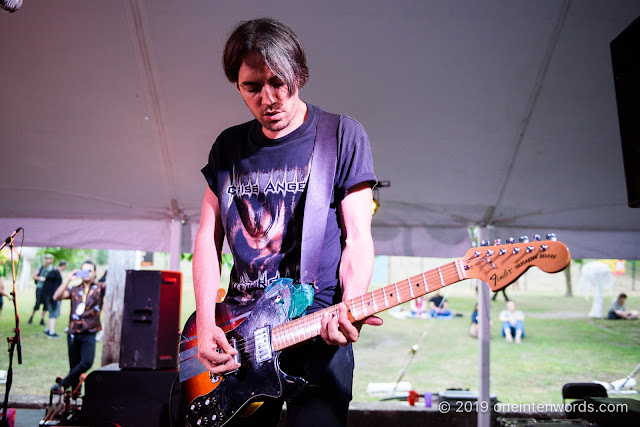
[236,53,304,139]
[45,257,53,266]
[81,263,96,283]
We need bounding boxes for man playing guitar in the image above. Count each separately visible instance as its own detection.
[192,18,380,426]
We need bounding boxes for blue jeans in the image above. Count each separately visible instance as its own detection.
[502,321,525,338]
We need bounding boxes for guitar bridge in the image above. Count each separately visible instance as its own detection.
[254,326,273,364]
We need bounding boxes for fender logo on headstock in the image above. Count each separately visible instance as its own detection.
[515,254,539,270]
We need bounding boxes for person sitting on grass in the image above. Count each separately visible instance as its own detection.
[499,301,525,343]
[429,291,452,318]
[607,293,639,320]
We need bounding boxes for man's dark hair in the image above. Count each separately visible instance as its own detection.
[223,18,309,94]
[58,260,67,267]
[81,260,97,272]
[619,293,627,299]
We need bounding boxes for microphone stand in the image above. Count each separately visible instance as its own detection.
[0,232,22,427]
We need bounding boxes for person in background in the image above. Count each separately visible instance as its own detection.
[607,293,639,320]
[429,290,452,318]
[51,260,105,394]
[42,260,67,338]
[469,302,493,338]
[0,276,13,318]
[30,253,55,325]
[409,296,428,318]
[499,301,525,343]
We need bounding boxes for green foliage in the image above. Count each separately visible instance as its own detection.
[95,249,108,265]
[35,248,94,269]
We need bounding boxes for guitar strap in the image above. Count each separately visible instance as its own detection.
[300,111,341,285]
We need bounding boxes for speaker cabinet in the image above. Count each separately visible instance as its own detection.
[120,270,182,370]
[81,364,184,427]
[611,16,640,208]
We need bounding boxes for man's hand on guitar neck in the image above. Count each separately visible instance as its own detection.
[320,303,383,346]
[197,323,241,375]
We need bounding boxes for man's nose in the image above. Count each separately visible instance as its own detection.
[261,85,277,105]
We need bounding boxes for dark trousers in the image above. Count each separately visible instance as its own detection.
[225,339,354,427]
[61,331,96,389]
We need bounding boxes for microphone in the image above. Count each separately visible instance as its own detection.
[1,0,23,13]
[4,227,22,244]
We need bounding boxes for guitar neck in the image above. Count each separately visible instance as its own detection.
[271,260,465,351]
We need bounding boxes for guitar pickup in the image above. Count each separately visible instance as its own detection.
[254,326,273,364]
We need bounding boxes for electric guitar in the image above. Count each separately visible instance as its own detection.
[179,237,571,427]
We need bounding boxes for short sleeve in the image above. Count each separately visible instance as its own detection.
[334,116,377,202]
[201,141,219,197]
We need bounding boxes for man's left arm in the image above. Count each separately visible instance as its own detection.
[319,182,382,346]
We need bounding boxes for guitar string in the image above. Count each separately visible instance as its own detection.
[233,262,467,352]
[218,255,494,354]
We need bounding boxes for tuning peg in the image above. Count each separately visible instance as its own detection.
[526,246,535,253]
[519,236,529,243]
[474,251,481,258]
[513,247,521,254]
[499,248,507,255]
[533,234,541,241]
[486,250,494,256]
[506,237,515,244]
[540,245,548,251]
[494,239,502,245]
[546,233,557,241]
[480,240,489,247]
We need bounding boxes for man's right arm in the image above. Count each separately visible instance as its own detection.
[192,187,240,375]
[53,270,78,301]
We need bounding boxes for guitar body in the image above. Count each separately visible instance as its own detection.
[179,282,308,427]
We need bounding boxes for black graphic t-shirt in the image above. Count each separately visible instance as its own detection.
[202,104,376,310]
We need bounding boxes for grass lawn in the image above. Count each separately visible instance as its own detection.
[1,281,638,406]
[354,292,640,404]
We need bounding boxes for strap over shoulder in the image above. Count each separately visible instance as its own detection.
[299,111,341,285]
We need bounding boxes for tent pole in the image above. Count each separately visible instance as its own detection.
[472,226,492,427]
[169,220,182,272]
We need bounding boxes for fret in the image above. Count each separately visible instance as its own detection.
[437,267,445,287]
[454,260,464,281]
[383,287,389,308]
[408,277,415,299]
[393,283,401,304]
[372,290,379,312]
[422,272,429,292]
[360,295,366,317]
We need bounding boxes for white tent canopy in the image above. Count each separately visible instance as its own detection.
[1,0,639,260]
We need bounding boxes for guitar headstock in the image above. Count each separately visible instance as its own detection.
[461,235,571,292]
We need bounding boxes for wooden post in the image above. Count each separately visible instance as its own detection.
[101,250,137,367]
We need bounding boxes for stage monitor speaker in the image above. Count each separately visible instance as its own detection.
[611,16,640,208]
[81,365,184,427]
[120,270,182,370]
